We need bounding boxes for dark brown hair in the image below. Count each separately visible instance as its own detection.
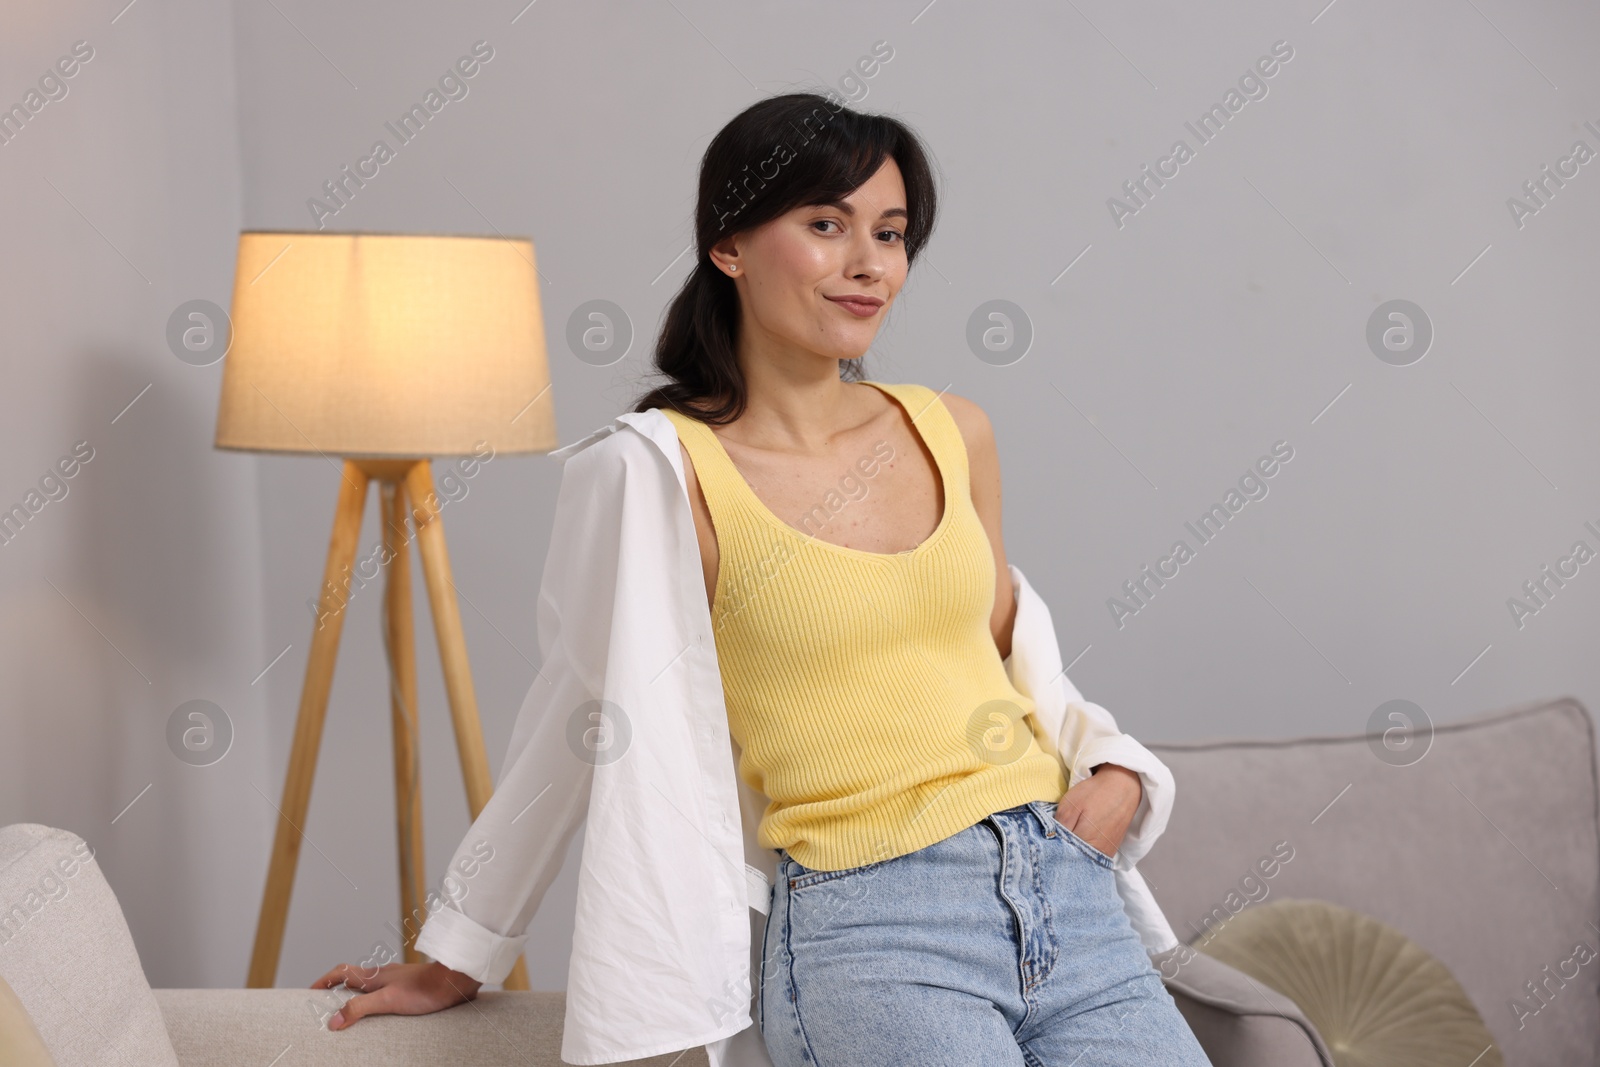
[631,91,939,425]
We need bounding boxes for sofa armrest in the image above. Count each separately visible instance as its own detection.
[1154,949,1335,1067]
[153,989,706,1067]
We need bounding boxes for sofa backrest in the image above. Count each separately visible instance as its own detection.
[1141,696,1600,1067]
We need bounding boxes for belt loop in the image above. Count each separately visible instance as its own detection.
[1027,799,1059,838]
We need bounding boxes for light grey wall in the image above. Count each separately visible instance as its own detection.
[0,1,269,987]
[231,0,1600,993]
[5,0,1595,1001]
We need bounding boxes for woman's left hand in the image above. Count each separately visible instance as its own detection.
[1052,763,1142,859]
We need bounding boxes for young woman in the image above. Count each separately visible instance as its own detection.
[313,92,1211,1066]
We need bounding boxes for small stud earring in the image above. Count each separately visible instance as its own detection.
[728,265,738,272]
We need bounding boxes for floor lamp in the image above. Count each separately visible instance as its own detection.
[214,231,558,991]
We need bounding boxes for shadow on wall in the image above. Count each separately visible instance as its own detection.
[0,347,275,986]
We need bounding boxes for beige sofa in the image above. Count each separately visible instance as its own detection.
[2,695,1592,1066]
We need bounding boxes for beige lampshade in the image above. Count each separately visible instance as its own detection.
[215,231,557,457]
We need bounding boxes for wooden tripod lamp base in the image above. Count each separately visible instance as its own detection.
[246,457,530,991]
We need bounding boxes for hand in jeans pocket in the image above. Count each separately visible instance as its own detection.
[1051,763,1142,859]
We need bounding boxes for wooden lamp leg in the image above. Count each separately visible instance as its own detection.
[382,478,427,962]
[248,463,371,989]
[405,460,532,991]
[246,458,530,990]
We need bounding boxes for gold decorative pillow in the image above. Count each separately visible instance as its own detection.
[1193,898,1501,1067]
[0,973,59,1067]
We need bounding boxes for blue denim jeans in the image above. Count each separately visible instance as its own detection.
[758,800,1213,1066]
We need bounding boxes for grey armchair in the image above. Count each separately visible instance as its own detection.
[1144,695,1599,1067]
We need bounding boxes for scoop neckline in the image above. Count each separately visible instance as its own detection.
[686,380,955,561]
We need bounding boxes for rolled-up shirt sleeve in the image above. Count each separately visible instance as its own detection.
[414,437,628,984]
[413,902,529,985]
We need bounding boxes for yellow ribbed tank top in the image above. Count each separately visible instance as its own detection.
[663,381,1067,871]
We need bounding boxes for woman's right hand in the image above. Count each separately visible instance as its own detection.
[310,960,483,1031]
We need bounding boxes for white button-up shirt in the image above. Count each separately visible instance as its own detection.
[414,406,1181,1066]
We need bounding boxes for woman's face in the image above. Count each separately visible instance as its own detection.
[712,157,909,365]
